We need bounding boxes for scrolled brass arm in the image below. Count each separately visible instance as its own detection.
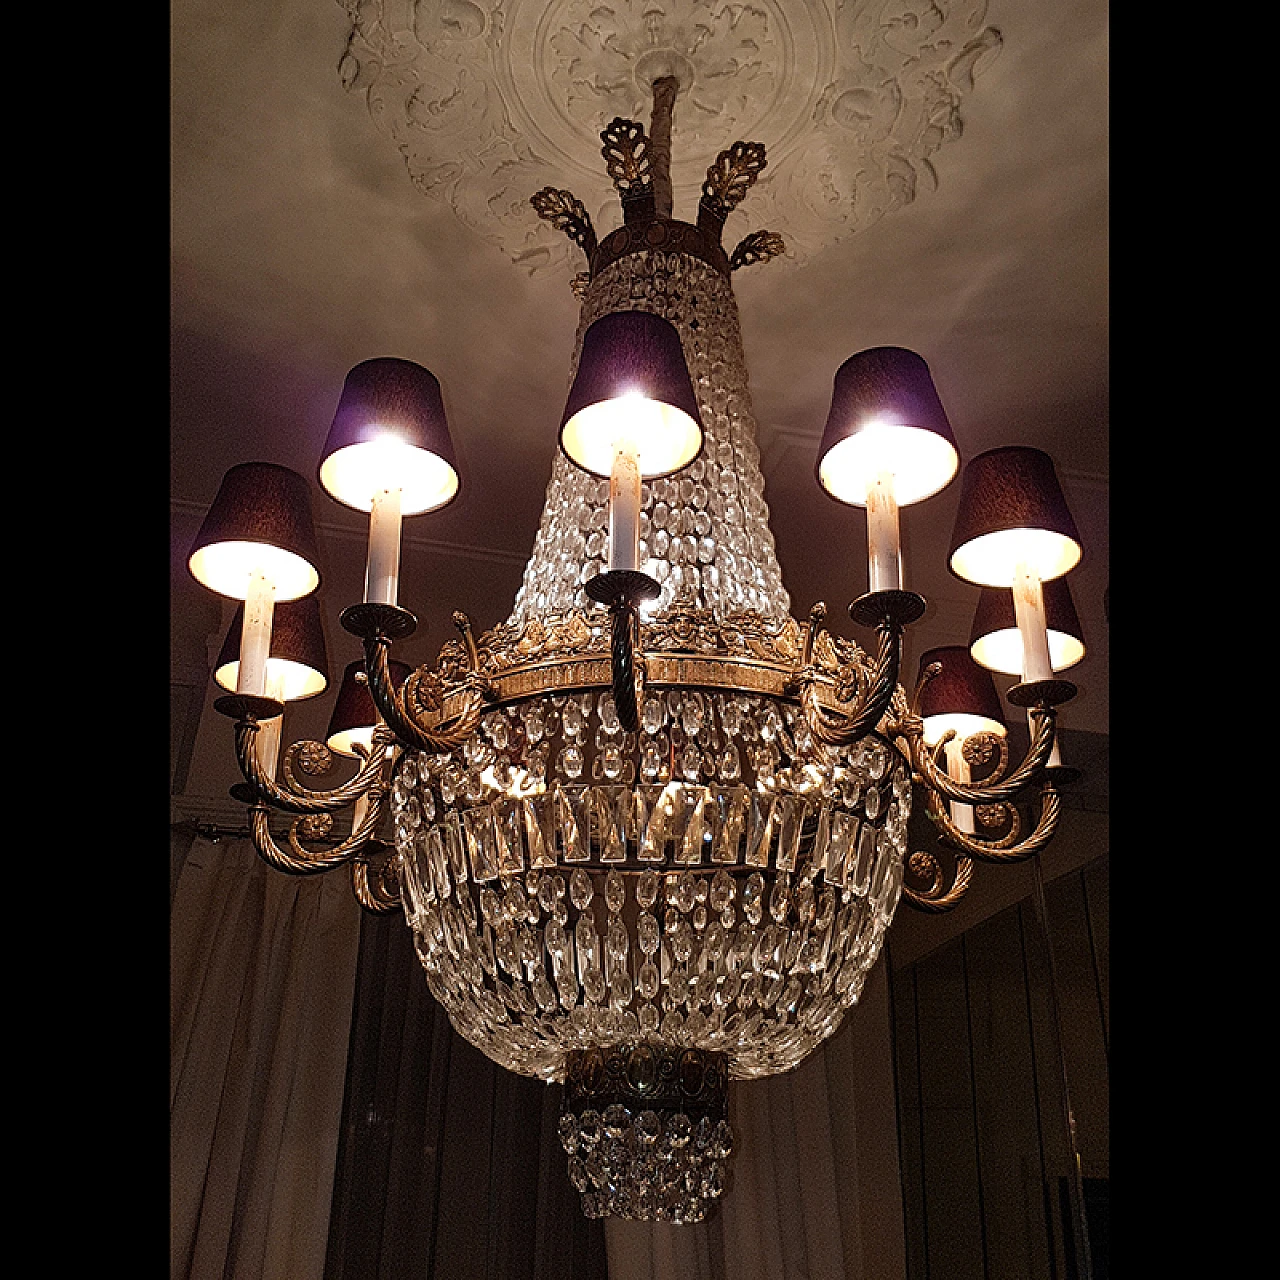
[906,704,1059,807]
[246,795,386,875]
[799,616,907,748]
[351,855,402,913]
[921,773,1064,865]
[357,624,487,755]
[901,848,976,913]
[231,717,386,815]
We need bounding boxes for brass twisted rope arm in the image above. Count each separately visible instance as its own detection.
[351,856,402,913]
[901,849,976,913]
[361,630,487,754]
[905,704,1058,807]
[798,617,905,748]
[922,776,1063,864]
[232,718,386,814]
[245,794,387,875]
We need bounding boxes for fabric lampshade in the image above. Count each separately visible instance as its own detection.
[188,462,323,601]
[325,659,412,757]
[815,347,960,507]
[969,578,1086,676]
[916,645,1007,746]
[948,446,1082,587]
[319,357,462,515]
[213,593,330,701]
[559,311,703,479]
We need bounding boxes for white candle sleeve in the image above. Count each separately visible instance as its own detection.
[609,443,642,572]
[237,569,276,697]
[865,471,902,593]
[364,486,403,605]
[1012,563,1054,684]
[943,735,975,834]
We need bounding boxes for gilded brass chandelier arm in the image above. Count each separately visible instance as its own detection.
[245,802,380,875]
[609,598,642,734]
[586,568,660,735]
[351,854,402,914]
[273,735,391,808]
[361,630,486,754]
[909,705,1059,807]
[229,718,382,815]
[923,775,1063,865]
[798,614,907,748]
[901,848,976,914]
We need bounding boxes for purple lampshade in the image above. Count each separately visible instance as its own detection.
[969,579,1086,676]
[948,446,1082,588]
[560,310,703,479]
[916,645,1006,746]
[188,461,322,601]
[325,658,412,757]
[319,357,462,516]
[214,593,330,701]
[816,347,960,507]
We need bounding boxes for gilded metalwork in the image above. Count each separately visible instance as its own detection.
[698,140,769,237]
[530,186,597,260]
[730,230,787,271]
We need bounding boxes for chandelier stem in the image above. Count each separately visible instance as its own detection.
[649,76,678,219]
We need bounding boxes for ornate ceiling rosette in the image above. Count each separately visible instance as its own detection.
[336,0,1003,271]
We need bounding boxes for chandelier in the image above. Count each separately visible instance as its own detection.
[186,78,1084,1225]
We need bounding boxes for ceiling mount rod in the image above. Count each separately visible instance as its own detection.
[649,75,678,219]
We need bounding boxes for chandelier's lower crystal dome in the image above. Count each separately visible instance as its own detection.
[394,688,908,1082]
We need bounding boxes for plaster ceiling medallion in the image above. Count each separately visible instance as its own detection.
[337,0,1003,273]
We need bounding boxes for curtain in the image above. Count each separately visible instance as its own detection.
[323,907,609,1280]
[170,833,363,1280]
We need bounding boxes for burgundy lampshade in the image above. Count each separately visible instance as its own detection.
[969,579,1086,676]
[816,347,960,507]
[319,357,462,515]
[325,659,412,757]
[188,461,323,601]
[214,593,330,701]
[916,645,1006,746]
[559,310,703,479]
[948,446,1082,588]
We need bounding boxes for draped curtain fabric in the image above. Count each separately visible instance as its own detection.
[323,908,609,1280]
[170,834,363,1280]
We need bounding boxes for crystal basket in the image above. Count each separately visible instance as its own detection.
[386,244,910,1221]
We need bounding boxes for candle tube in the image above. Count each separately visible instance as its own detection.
[1012,563,1054,684]
[943,735,975,834]
[866,471,902,593]
[365,485,403,605]
[1013,566,1064,768]
[609,441,642,572]
[237,568,276,697]
[257,666,286,780]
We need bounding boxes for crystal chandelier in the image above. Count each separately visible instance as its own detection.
[186,79,1084,1225]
